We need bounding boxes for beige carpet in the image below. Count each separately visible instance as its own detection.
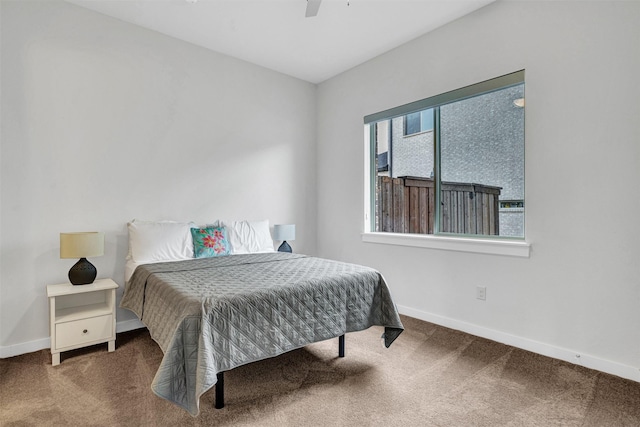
[1,315,639,426]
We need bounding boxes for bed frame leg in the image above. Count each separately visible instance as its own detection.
[215,372,225,409]
[215,336,343,410]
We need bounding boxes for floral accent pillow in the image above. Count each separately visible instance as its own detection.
[190,227,230,258]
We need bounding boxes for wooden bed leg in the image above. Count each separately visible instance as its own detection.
[215,372,225,409]
[339,334,345,358]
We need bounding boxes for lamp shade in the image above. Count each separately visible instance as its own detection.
[60,232,104,258]
[273,224,295,242]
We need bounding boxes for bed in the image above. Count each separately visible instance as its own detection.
[120,219,404,416]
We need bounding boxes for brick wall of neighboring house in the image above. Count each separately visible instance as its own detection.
[390,118,434,179]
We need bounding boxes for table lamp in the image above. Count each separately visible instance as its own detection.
[273,224,295,253]
[60,232,105,285]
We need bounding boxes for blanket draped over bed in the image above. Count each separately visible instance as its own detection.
[120,252,404,416]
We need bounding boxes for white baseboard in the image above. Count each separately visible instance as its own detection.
[0,319,147,359]
[3,308,638,384]
[0,336,51,359]
[398,305,640,383]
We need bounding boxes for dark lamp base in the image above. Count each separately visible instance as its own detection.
[277,241,292,253]
[68,258,97,285]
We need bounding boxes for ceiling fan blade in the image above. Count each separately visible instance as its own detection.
[305,0,322,17]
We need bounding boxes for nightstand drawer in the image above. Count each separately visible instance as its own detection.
[55,314,113,349]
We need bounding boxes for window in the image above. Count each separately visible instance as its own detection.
[365,70,525,240]
[404,109,434,136]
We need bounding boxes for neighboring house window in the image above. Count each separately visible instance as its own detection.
[377,151,389,172]
[365,70,525,239]
[404,109,434,136]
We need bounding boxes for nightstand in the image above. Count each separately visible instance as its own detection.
[47,278,118,366]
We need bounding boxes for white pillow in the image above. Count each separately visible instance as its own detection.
[223,219,274,254]
[127,219,194,263]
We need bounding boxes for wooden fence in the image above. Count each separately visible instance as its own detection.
[376,176,501,235]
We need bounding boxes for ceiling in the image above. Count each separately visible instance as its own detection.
[66,0,495,84]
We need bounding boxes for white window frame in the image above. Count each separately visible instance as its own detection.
[362,71,530,258]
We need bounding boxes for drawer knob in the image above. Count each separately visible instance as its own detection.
[82,329,88,334]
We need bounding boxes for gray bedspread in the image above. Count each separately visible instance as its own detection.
[120,252,404,416]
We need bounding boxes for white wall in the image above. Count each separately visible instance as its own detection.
[2,0,639,384]
[317,1,640,381]
[0,1,317,355]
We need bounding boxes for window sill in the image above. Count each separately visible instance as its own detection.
[403,129,432,138]
[361,232,530,258]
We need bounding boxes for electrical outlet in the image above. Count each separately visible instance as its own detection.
[476,286,487,301]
